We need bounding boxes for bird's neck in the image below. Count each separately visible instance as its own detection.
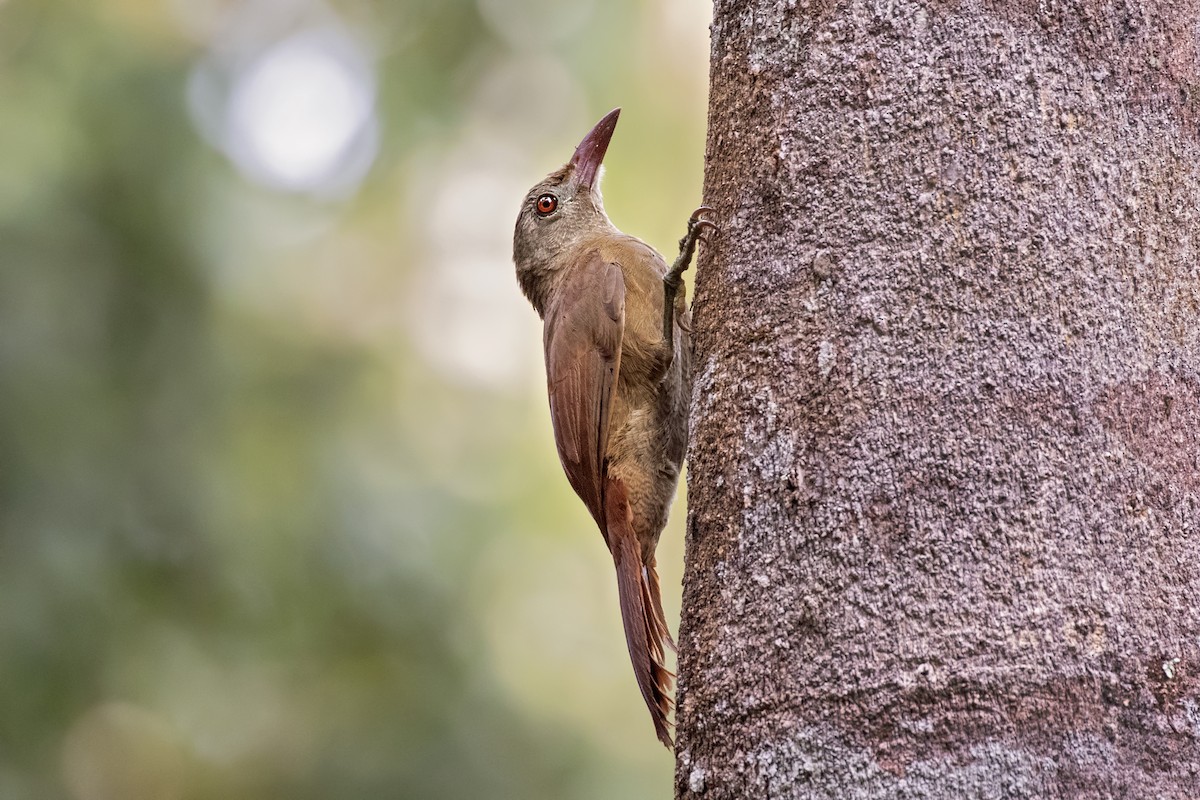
[516,254,561,318]
[517,222,619,318]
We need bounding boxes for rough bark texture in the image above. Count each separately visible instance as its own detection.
[676,0,1200,797]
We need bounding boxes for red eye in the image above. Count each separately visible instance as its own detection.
[536,194,557,215]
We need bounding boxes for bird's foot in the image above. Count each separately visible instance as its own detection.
[666,206,718,286]
[680,206,719,248]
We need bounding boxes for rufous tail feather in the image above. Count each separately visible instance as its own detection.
[644,557,677,654]
[605,479,674,748]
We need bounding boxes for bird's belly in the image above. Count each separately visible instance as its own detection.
[606,400,686,556]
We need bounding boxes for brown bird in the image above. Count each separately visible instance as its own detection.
[512,108,715,747]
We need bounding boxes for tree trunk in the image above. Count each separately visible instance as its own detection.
[676,0,1200,796]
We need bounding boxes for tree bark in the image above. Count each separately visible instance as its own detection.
[676,0,1200,796]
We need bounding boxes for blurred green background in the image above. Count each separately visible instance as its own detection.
[0,0,708,797]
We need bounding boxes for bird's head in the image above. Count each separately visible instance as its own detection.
[513,108,620,310]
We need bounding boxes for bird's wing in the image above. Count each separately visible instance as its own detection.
[543,250,625,537]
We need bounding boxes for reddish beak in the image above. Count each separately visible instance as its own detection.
[569,108,620,191]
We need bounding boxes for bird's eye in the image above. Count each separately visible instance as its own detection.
[535,194,558,215]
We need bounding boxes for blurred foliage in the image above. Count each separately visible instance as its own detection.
[0,0,708,797]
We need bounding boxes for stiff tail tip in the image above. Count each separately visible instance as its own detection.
[605,480,676,748]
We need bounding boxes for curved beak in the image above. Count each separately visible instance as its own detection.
[569,108,620,192]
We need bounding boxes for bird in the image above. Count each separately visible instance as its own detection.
[512,108,716,747]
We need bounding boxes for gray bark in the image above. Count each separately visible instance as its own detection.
[676,0,1200,797]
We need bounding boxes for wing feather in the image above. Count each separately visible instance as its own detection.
[544,252,625,535]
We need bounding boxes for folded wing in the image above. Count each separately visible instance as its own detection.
[543,251,625,537]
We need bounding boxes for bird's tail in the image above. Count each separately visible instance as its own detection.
[644,555,677,655]
[605,478,674,748]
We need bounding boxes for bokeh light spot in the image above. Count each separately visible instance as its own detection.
[224,30,377,194]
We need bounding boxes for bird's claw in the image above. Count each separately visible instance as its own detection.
[679,207,720,251]
[664,206,715,342]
